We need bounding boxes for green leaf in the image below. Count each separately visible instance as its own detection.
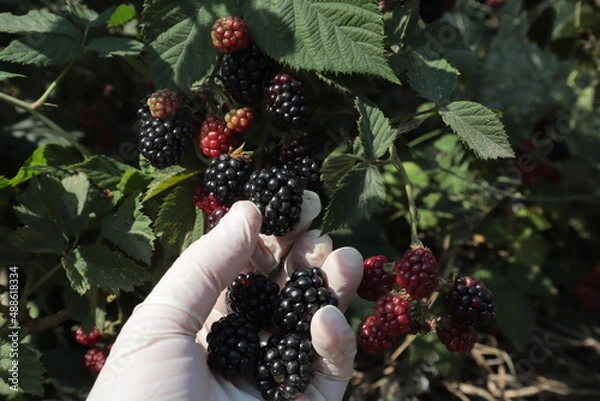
[0,9,82,40]
[494,288,535,350]
[0,341,45,395]
[142,0,240,88]
[243,0,398,83]
[9,225,69,255]
[86,37,144,57]
[108,4,136,26]
[63,244,150,295]
[405,50,459,104]
[60,173,91,236]
[321,152,360,193]
[70,155,131,189]
[356,97,397,159]
[0,71,25,81]
[101,195,156,265]
[322,163,386,233]
[142,169,200,202]
[384,0,419,48]
[439,101,514,160]
[0,35,82,66]
[154,183,204,257]
[118,169,150,195]
[66,0,99,25]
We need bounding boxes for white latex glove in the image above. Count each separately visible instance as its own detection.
[86,192,363,401]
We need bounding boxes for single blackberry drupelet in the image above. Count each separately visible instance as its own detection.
[226,272,280,330]
[444,275,496,327]
[75,326,102,347]
[359,315,394,355]
[357,255,396,302]
[279,137,323,190]
[207,314,260,378]
[264,73,312,128]
[256,334,315,401]
[374,293,412,337]
[211,16,250,54]
[436,319,478,353]
[221,43,278,105]
[137,106,193,169]
[394,246,439,299]
[274,267,338,335]
[204,153,252,205]
[244,166,305,236]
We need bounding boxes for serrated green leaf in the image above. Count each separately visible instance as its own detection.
[0,9,82,40]
[86,37,143,57]
[0,35,82,66]
[108,4,136,26]
[70,155,131,189]
[356,97,397,159]
[0,71,25,81]
[9,226,68,255]
[101,195,156,265]
[321,152,360,193]
[63,244,150,295]
[154,183,203,257]
[118,169,150,195]
[66,0,99,25]
[322,163,385,233]
[142,0,240,88]
[243,0,398,83]
[405,50,459,104]
[60,173,91,236]
[439,101,514,160]
[0,342,45,395]
[142,169,200,202]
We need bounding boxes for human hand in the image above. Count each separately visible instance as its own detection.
[86,192,363,401]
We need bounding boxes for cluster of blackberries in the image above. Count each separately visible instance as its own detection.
[75,326,112,375]
[356,246,496,354]
[207,268,337,401]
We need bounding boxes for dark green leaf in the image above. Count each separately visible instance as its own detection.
[0,341,45,395]
[506,264,557,297]
[356,97,397,159]
[101,195,156,265]
[142,169,200,202]
[108,4,136,26]
[384,0,419,49]
[86,37,144,57]
[118,170,150,195]
[527,7,555,48]
[0,71,25,81]
[322,163,386,233]
[60,173,91,236]
[70,155,131,189]
[66,0,99,26]
[405,50,459,104]
[321,152,360,193]
[439,101,514,159]
[63,244,150,295]
[0,35,82,66]
[243,0,398,83]
[0,9,82,40]
[494,288,535,350]
[9,226,68,255]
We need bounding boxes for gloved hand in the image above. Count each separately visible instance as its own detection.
[86,192,363,401]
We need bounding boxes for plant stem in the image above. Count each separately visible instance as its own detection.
[22,263,63,300]
[407,129,443,148]
[389,145,423,247]
[0,91,91,156]
[31,59,76,109]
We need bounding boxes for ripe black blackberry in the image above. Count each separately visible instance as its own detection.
[264,73,312,128]
[444,275,496,327]
[244,166,305,236]
[221,43,278,105]
[226,272,280,330]
[279,137,323,190]
[256,334,315,401]
[204,153,252,206]
[207,314,260,378]
[137,106,193,169]
[274,267,338,335]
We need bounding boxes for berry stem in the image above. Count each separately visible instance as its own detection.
[31,59,76,109]
[389,145,423,248]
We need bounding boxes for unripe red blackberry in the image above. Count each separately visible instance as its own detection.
[226,272,280,330]
[436,319,478,353]
[374,293,411,337]
[256,334,315,401]
[207,314,260,378]
[193,183,223,214]
[75,326,102,347]
[394,246,439,299]
[224,107,255,133]
[83,345,111,375]
[264,73,312,128]
[211,16,250,53]
[444,275,496,327]
[359,315,394,354]
[274,267,338,335]
[357,255,396,301]
[146,89,181,119]
[244,166,305,236]
[199,116,239,158]
[204,153,252,206]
